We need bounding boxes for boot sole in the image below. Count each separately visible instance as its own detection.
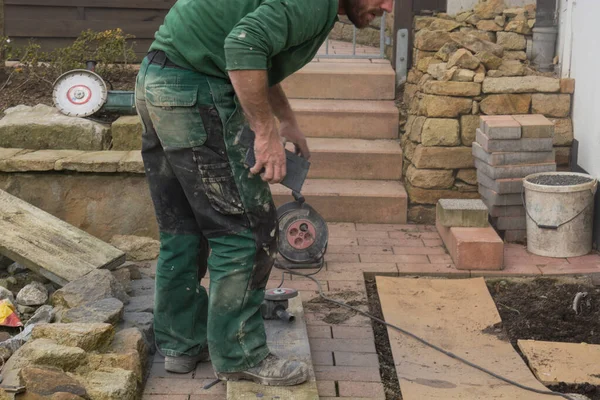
[216,370,308,386]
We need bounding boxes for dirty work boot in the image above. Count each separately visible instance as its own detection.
[165,347,210,374]
[216,353,308,386]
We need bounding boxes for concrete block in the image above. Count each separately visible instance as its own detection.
[436,199,489,228]
[472,142,555,166]
[479,116,521,139]
[476,129,554,153]
[503,229,527,243]
[477,170,523,194]
[493,215,527,230]
[512,114,555,138]
[481,196,525,218]
[474,158,556,180]
[478,184,523,206]
[436,218,504,271]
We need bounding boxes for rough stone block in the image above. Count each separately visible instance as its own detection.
[555,147,571,166]
[457,169,477,185]
[476,130,554,153]
[478,184,523,206]
[0,105,111,150]
[415,30,453,51]
[111,116,143,151]
[422,81,482,97]
[474,158,556,180]
[412,145,474,169]
[560,78,575,94]
[406,183,480,205]
[496,32,526,50]
[419,95,473,118]
[472,142,555,166]
[477,170,523,194]
[422,118,461,146]
[0,148,27,162]
[436,219,504,271]
[512,114,555,138]
[494,215,526,230]
[461,115,480,146]
[482,77,561,94]
[453,69,476,82]
[56,151,129,173]
[551,118,574,146]
[450,32,504,57]
[0,150,84,172]
[480,94,531,115]
[406,165,454,190]
[476,20,503,32]
[531,94,571,118]
[480,116,521,139]
[503,51,527,61]
[118,151,144,174]
[447,49,481,70]
[436,199,489,228]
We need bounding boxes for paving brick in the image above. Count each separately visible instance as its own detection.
[359,238,424,247]
[314,366,382,382]
[494,215,526,230]
[325,253,361,263]
[424,239,444,247]
[188,396,228,400]
[437,218,503,271]
[477,170,523,194]
[393,246,447,255]
[193,362,216,379]
[332,326,374,340]
[329,230,390,238]
[326,262,398,274]
[328,280,367,292]
[312,351,335,365]
[567,254,600,264]
[284,278,327,291]
[149,362,193,379]
[328,222,357,232]
[307,325,332,338]
[144,377,226,395]
[329,237,359,246]
[328,245,394,255]
[397,263,470,278]
[317,381,337,397]
[436,199,489,228]
[310,338,377,353]
[474,158,556,180]
[480,115,521,139]
[335,352,380,367]
[305,312,372,327]
[504,255,566,267]
[512,114,555,138]
[356,223,420,232]
[387,231,441,240]
[538,264,600,276]
[359,254,430,264]
[429,254,454,263]
[476,129,554,152]
[142,396,189,400]
[338,381,386,398]
[472,142,555,166]
[479,184,524,206]
[470,263,541,277]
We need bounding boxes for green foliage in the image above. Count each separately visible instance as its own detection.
[0,28,137,86]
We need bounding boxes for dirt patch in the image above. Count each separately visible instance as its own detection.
[487,277,600,399]
[304,290,367,325]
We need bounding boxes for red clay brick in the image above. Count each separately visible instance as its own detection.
[356,223,419,231]
[329,237,359,245]
[331,325,374,340]
[330,230,390,238]
[307,325,332,338]
[328,245,394,255]
[428,254,453,264]
[310,338,376,353]
[305,312,372,327]
[338,381,386,398]
[397,263,470,278]
[393,246,446,255]
[144,377,225,395]
[328,222,357,232]
[312,351,335,365]
[335,351,379,367]
[292,269,363,281]
[504,256,566,267]
[567,254,600,264]
[538,264,600,276]
[326,262,398,274]
[471,263,541,277]
[423,239,444,247]
[317,381,337,397]
[359,238,424,247]
[388,231,441,240]
[315,366,382,382]
[359,254,430,264]
[325,253,361,263]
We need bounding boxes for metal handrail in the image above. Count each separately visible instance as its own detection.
[320,12,387,59]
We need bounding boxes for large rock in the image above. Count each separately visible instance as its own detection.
[78,368,137,400]
[551,118,574,146]
[453,69,476,82]
[16,281,48,306]
[0,105,110,150]
[422,81,481,97]
[427,62,448,80]
[435,43,460,62]
[480,94,531,115]
[86,351,143,384]
[406,165,454,189]
[110,235,160,262]
[121,312,154,352]
[474,0,506,19]
[451,33,504,57]
[124,295,154,314]
[0,286,14,304]
[406,183,480,205]
[109,328,147,357]
[457,169,478,185]
[26,305,55,327]
[460,115,481,146]
[62,298,124,325]
[55,151,127,173]
[111,116,142,151]
[505,20,531,34]
[504,51,527,61]
[414,30,453,51]
[419,95,473,118]
[4,339,86,372]
[476,20,503,32]
[19,366,88,398]
[496,32,526,50]
[421,118,460,146]
[475,51,503,70]
[483,76,560,93]
[492,60,527,77]
[51,270,129,309]
[412,146,475,169]
[407,116,427,143]
[531,94,571,117]
[32,323,114,352]
[447,49,480,70]
[429,18,463,32]
[0,150,84,173]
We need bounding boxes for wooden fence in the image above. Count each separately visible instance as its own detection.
[3,0,177,59]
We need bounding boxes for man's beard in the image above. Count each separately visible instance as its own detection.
[342,0,369,29]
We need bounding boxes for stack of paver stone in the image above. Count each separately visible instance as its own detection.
[473,115,557,242]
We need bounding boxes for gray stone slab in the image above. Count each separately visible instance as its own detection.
[481,197,526,218]
[474,158,556,180]
[480,118,522,139]
[479,184,523,206]
[472,142,555,166]
[436,199,489,228]
[494,216,527,230]
[477,170,523,194]
[476,129,554,153]
[504,229,527,243]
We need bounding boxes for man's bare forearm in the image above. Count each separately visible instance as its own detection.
[268,84,298,127]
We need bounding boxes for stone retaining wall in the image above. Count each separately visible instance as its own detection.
[401,0,574,223]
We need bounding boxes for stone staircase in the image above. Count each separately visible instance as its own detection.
[274,59,407,224]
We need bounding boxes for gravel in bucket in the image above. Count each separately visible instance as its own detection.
[527,175,594,186]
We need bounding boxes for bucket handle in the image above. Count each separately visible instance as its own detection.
[521,187,595,230]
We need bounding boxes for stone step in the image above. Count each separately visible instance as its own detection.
[291,99,399,139]
[294,138,402,180]
[282,61,396,100]
[271,179,407,224]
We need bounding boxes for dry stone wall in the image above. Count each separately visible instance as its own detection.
[401,0,574,223]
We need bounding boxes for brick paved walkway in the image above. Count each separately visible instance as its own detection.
[142,222,600,400]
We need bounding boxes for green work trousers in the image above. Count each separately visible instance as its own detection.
[134,52,278,373]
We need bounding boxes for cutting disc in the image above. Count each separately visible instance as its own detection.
[277,201,328,264]
[52,69,108,117]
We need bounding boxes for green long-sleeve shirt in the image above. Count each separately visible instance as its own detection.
[149,0,339,86]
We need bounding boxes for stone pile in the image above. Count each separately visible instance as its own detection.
[401,0,574,224]
[474,115,557,243]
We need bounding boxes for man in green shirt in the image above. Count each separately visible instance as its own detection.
[135,0,393,386]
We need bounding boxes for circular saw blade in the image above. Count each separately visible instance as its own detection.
[52,69,108,117]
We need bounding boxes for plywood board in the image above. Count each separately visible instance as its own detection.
[0,189,125,286]
[377,276,559,399]
[228,296,319,400]
[518,340,600,385]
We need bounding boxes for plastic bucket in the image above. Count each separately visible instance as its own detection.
[523,172,598,258]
